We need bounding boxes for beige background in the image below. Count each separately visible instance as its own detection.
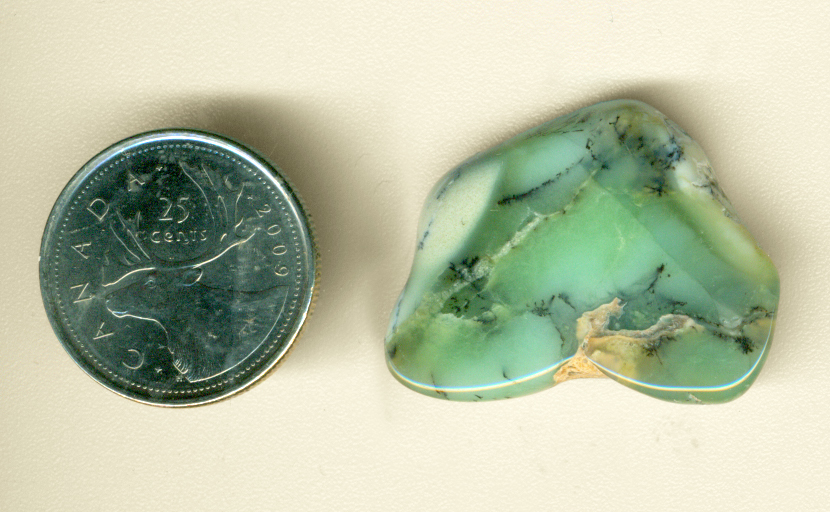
[2,1,828,510]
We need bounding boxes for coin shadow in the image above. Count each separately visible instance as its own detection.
[131,93,406,370]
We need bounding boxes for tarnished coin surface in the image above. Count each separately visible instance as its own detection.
[40,130,317,406]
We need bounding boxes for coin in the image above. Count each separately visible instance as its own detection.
[40,130,317,406]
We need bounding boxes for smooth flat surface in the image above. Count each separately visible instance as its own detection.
[1,2,828,510]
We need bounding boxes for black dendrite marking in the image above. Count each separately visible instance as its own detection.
[442,256,497,321]
[434,169,461,200]
[668,299,688,311]
[645,264,666,293]
[609,115,623,136]
[496,157,585,206]
[557,293,575,310]
[585,137,602,163]
[644,135,684,196]
[442,294,466,315]
[526,296,568,350]
[530,301,550,317]
[443,293,491,319]
[554,323,567,351]
[416,218,434,250]
[447,256,480,281]
[642,339,661,357]
[529,294,557,317]
[691,312,762,355]
[735,336,755,355]
[431,373,448,399]
[444,256,486,294]
[702,327,755,355]
[642,335,672,364]
[663,136,683,165]
[645,174,669,196]
[747,305,773,319]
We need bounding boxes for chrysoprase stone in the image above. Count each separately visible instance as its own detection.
[386,100,779,404]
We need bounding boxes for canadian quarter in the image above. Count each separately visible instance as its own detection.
[40,130,317,406]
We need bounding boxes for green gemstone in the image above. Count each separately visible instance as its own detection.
[386,100,779,404]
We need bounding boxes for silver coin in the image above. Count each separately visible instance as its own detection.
[40,130,317,406]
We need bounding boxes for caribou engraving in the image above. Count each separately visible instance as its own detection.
[101,160,288,382]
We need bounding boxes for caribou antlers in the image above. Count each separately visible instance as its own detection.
[104,158,259,286]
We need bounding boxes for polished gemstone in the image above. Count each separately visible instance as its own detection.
[385,100,779,403]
